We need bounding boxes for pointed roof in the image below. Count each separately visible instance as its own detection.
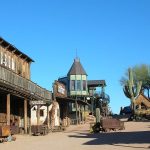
[67,58,87,76]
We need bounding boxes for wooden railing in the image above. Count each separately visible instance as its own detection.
[0,65,51,101]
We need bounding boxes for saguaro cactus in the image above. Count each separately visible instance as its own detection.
[123,68,142,114]
[96,108,101,123]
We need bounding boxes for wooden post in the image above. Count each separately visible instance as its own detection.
[67,103,69,126]
[37,105,40,126]
[47,105,50,129]
[24,99,27,134]
[29,104,32,135]
[78,104,81,124]
[91,97,94,115]
[84,105,86,122]
[75,98,78,125]
[6,94,10,125]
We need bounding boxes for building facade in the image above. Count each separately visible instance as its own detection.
[58,58,110,124]
[0,37,52,134]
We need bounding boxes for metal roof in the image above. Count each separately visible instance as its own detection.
[67,58,87,76]
[0,37,34,62]
[87,80,106,87]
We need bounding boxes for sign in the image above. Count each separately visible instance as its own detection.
[54,81,67,98]
[30,100,46,105]
[58,85,65,95]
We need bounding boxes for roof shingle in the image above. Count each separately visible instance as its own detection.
[67,58,87,75]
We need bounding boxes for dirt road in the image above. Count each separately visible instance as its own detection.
[0,121,150,150]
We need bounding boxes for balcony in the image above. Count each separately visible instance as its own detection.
[0,65,51,102]
[94,91,110,104]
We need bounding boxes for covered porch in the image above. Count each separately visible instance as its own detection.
[0,65,51,134]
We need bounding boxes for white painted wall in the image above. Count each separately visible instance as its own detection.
[31,105,48,125]
[31,102,60,126]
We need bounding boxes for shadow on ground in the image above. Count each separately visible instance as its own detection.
[68,130,150,146]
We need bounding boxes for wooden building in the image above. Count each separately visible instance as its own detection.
[135,93,150,115]
[0,37,52,134]
[58,58,109,124]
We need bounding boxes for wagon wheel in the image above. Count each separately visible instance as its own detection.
[104,128,110,132]
[112,128,116,131]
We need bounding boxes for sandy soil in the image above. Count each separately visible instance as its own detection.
[0,121,150,150]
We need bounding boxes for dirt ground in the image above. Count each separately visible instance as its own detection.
[0,121,150,150]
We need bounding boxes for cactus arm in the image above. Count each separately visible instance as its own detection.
[123,85,131,98]
[96,108,101,123]
[135,81,142,96]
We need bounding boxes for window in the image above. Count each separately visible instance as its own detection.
[8,56,11,68]
[12,58,15,70]
[18,60,22,75]
[2,53,7,66]
[0,52,2,64]
[77,80,81,91]
[72,103,75,108]
[71,80,75,90]
[82,80,86,91]
[40,109,44,117]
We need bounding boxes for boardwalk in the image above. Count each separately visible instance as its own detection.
[0,121,150,150]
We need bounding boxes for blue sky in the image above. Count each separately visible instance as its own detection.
[0,0,150,114]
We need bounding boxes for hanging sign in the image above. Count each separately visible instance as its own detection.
[54,81,67,98]
[30,100,46,105]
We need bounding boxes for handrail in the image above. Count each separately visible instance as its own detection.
[0,65,51,101]
[94,91,110,104]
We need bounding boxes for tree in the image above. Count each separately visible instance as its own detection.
[120,64,150,98]
[123,68,142,114]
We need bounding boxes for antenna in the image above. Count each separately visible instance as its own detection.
[74,49,79,62]
[76,48,78,59]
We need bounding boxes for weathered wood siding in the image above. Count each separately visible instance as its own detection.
[0,45,30,79]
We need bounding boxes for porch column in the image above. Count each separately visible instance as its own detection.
[24,99,27,134]
[84,105,86,122]
[75,99,78,125]
[67,103,70,126]
[37,105,40,125]
[91,97,94,115]
[78,104,81,124]
[6,94,10,125]
[47,105,50,129]
[29,104,32,135]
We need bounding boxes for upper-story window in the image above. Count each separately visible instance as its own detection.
[70,80,75,90]
[12,58,15,70]
[77,80,81,91]
[82,80,86,91]
[1,53,7,66]
[0,52,2,64]
[8,56,11,68]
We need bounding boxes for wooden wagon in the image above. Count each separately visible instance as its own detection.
[100,118,125,132]
[31,125,48,136]
[0,125,11,137]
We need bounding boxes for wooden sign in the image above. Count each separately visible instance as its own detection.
[54,81,67,98]
[30,100,46,105]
